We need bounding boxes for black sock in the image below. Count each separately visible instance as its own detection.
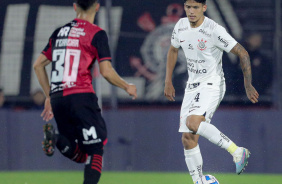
[83,153,103,184]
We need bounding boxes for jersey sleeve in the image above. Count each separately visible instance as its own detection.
[213,25,237,53]
[91,30,112,62]
[41,31,56,61]
[171,21,181,48]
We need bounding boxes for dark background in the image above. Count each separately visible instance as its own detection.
[0,0,279,108]
[0,0,281,173]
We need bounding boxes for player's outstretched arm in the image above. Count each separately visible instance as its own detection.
[33,54,54,121]
[164,45,178,102]
[99,60,137,100]
[230,43,259,103]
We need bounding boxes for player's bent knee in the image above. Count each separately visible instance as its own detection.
[186,115,204,133]
[186,121,199,133]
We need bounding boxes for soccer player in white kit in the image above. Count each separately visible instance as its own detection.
[164,0,259,183]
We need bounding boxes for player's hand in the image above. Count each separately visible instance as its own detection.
[245,84,259,103]
[126,84,137,100]
[41,98,54,122]
[164,81,175,101]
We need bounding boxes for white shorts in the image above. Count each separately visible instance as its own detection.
[179,82,226,133]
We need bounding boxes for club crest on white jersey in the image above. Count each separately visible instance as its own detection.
[197,39,207,51]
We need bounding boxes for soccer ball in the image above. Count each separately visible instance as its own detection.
[195,174,219,184]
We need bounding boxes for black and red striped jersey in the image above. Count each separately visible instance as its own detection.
[42,18,111,97]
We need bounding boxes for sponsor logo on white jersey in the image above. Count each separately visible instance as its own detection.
[199,29,211,37]
[188,44,194,50]
[187,58,205,63]
[187,67,207,74]
[178,27,188,32]
[218,36,229,47]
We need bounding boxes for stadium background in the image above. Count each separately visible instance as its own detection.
[0,0,282,177]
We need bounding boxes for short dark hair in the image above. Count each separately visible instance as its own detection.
[74,0,98,11]
[183,0,206,4]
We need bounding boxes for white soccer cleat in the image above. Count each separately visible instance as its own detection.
[233,147,250,175]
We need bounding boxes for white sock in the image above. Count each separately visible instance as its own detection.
[196,122,238,155]
[184,145,203,183]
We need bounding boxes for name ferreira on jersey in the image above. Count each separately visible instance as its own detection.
[55,39,79,47]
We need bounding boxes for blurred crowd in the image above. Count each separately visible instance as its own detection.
[0,88,6,108]
[224,32,272,97]
[0,32,273,110]
[0,87,45,110]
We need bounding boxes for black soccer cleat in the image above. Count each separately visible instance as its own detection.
[42,123,56,156]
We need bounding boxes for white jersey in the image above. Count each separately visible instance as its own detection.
[171,17,237,87]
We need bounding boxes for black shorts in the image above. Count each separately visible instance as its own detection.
[51,93,107,154]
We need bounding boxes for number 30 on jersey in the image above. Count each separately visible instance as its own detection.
[52,49,81,83]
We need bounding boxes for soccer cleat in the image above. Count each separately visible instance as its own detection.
[42,123,56,156]
[233,147,250,175]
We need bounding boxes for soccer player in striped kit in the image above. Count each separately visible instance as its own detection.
[164,0,259,183]
[34,0,137,183]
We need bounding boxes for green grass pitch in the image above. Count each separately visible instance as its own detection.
[0,171,281,184]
